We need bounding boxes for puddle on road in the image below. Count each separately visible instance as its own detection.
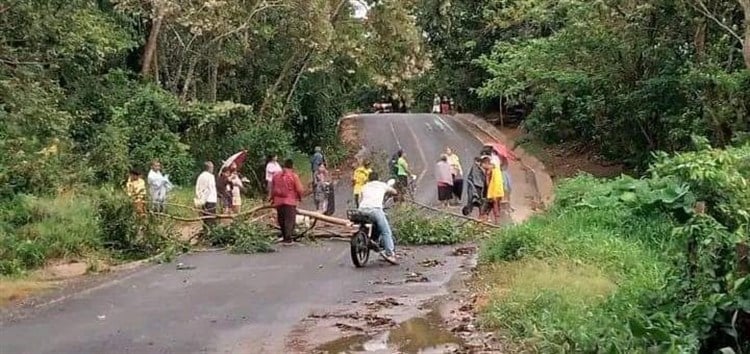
[315,310,463,354]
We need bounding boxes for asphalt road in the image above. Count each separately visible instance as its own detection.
[0,114,488,354]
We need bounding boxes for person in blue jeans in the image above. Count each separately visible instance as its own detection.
[358,171,398,264]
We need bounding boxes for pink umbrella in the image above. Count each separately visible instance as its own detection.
[220,150,247,172]
[484,142,517,161]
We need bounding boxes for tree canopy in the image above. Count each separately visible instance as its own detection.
[414,0,750,167]
[0,0,427,195]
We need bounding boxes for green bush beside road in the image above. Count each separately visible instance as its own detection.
[479,144,750,353]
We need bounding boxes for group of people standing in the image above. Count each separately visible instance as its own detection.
[263,147,330,244]
[432,95,456,115]
[462,148,512,223]
[125,160,173,216]
[217,163,246,214]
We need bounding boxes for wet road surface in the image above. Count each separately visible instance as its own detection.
[0,114,489,354]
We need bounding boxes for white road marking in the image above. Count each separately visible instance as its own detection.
[433,114,456,133]
[432,117,447,132]
[389,120,402,150]
[404,121,429,189]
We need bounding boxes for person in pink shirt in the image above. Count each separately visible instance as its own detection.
[435,155,453,208]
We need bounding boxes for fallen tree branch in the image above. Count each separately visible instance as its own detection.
[150,204,275,222]
[296,209,353,227]
[406,199,503,229]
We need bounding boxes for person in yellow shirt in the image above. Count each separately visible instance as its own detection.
[352,160,372,208]
[126,169,147,216]
[485,160,504,224]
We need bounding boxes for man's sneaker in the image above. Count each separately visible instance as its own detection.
[379,251,398,265]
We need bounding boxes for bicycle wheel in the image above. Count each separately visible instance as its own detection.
[350,230,370,267]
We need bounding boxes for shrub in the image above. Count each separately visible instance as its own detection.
[0,193,102,275]
[390,205,466,245]
[209,220,276,254]
[479,179,686,352]
[183,102,295,191]
[479,143,750,353]
[95,187,176,260]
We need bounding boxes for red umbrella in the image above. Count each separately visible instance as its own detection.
[484,142,517,161]
[220,150,247,172]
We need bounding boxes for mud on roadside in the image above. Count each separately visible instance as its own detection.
[283,244,505,354]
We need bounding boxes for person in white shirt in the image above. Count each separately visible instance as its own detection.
[265,154,282,193]
[147,160,172,213]
[358,171,398,264]
[195,161,218,227]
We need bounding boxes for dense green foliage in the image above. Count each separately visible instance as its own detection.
[209,221,276,254]
[480,144,750,352]
[390,205,476,245]
[415,0,750,166]
[0,0,427,270]
[0,190,177,275]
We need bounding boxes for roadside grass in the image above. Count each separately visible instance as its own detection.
[0,193,104,274]
[0,150,315,277]
[291,151,313,186]
[166,186,199,218]
[477,178,680,352]
[0,189,179,277]
[0,277,55,307]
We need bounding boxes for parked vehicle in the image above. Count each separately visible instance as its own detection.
[372,102,392,113]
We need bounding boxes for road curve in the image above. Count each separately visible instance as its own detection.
[0,114,488,354]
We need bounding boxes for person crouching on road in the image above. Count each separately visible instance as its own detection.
[271,159,304,244]
[435,155,453,208]
[358,171,398,264]
[352,160,372,208]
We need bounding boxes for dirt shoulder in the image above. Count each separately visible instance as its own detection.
[490,118,626,180]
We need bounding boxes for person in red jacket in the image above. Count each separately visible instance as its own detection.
[270,159,305,244]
